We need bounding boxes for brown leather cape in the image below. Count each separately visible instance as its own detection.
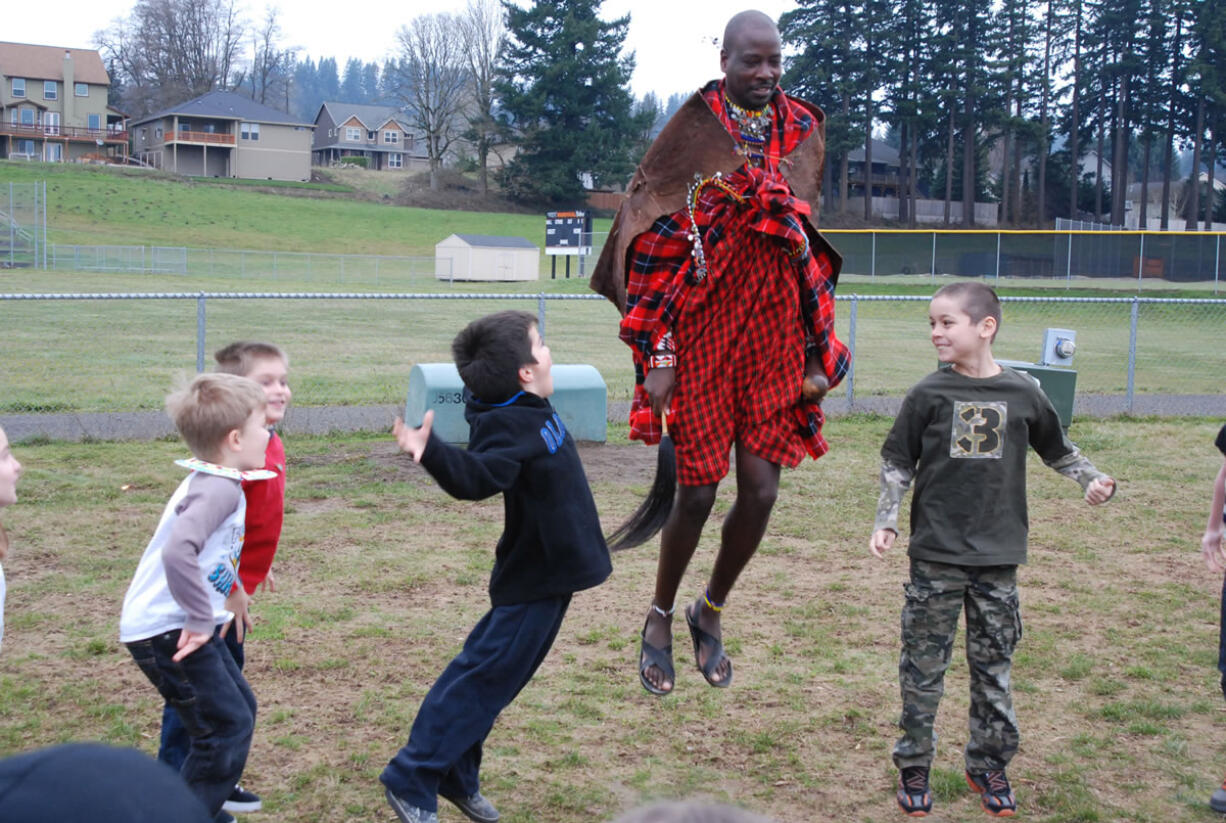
[589,87,840,313]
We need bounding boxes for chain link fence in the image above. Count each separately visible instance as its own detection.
[1,182,47,270]
[1,293,1223,436]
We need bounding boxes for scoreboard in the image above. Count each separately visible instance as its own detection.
[545,210,592,256]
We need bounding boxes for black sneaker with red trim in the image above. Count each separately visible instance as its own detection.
[966,769,1017,817]
[896,766,933,816]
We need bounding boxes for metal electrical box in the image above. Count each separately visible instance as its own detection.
[995,359,1077,430]
[405,363,608,444]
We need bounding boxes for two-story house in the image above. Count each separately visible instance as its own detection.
[311,102,427,171]
[0,42,127,163]
[130,91,314,181]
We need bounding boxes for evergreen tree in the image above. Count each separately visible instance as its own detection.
[494,0,651,204]
[340,58,365,102]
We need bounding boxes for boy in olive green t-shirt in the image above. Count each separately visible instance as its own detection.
[869,282,1115,818]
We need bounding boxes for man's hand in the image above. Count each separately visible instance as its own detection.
[394,412,433,463]
[643,367,675,419]
[221,586,252,644]
[1085,476,1115,506]
[869,528,897,559]
[172,628,212,662]
[258,568,275,593]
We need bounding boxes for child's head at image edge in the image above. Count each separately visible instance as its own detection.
[452,310,553,401]
[214,341,291,425]
[167,373,269,469]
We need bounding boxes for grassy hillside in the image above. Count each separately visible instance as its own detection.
[0,160,609,255]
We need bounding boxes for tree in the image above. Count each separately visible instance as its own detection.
[97,0,246,117]
[389,13,471,191]
[457,0,505,195]
[495,0,651,204]
[246,7,296,108]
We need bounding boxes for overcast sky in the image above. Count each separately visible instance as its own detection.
[4,0,796,101]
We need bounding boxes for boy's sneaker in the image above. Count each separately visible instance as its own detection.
[1210,775,1226,812]
[223,785,262,813]
[441,791,500,823]
[966,769,1017,817]
[896,766,933,816]
[213,813,236,823]
[384,787,440,823]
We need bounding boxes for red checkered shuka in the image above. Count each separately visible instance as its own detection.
[619,81,850,485]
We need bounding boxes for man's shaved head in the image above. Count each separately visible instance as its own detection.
[723,10,779,52]
[720,10,782,110]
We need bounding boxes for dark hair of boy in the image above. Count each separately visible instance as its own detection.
[214,341,289,376]
[933,281,1002,341]
[452,310,538,401]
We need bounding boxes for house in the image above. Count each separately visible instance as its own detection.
[129,91,314,181]
[312,102,428,171]
[0,41,128,163]
[847,138,902,199]
[435,234,539,281]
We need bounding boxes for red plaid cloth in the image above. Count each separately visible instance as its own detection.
[619,80,850,484]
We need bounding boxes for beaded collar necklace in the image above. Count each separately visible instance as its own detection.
[723,92,771,143]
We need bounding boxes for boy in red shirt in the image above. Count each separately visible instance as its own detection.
[159,341,291,819]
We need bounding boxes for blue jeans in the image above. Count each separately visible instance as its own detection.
[127,629,256,816]
[381,595,571,812]
[159,626,245,771]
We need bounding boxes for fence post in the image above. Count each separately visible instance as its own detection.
[995,232,1001,283]
[1137,232,1145,291]
[1126,298,1138,414]
[196,293,207,373]
[1216,234,1221,295]
[931,232,937,281]
[8,184,13,268]
[870,232,876,279]
[537,294,546,340]
[846,295,858,407]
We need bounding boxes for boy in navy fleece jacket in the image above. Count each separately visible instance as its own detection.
[381,310,612,823]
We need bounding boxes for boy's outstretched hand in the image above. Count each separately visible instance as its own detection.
[869,528,897,559]
[1085,476,1115,505]
[394,411,433,463]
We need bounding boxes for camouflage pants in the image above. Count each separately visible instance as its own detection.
[893,558,1022,772]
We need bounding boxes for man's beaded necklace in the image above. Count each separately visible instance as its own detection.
[724,92,771,164]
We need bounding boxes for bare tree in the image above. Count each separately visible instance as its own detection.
[248,7,297,107]
[97,0,246,117]
[457,0,504,195]
[389,14,471,192]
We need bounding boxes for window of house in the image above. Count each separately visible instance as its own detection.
[241,122,260,141]
[44,112,60,135]
[11,78,25,98]
[17,139,34,156]
[346,127,362,141]
[88,114,101,132]
[43,81,57,100]
[388,152,403,169]
[19,109,35,126]
[155,127,163,139]
[75,83,89,97]
[383,130,400,144]
[367,130,376,140]
[46,143,63,162]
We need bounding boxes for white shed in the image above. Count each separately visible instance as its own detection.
[435,234,540,281]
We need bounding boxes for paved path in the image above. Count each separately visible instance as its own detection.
[2,394,1223,443]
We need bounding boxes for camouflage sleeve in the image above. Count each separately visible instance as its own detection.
[873,460,914,533]
[1043,447,1110,494]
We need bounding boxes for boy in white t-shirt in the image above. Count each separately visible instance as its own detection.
[120,373,272,822]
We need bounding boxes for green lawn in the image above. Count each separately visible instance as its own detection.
[0,418,1223,822]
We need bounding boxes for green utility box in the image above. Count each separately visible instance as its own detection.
[995,359,1077,430]
[405,363,608,443]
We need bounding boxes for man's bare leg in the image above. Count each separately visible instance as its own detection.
[690,445,780,684]
[640,482,717,693]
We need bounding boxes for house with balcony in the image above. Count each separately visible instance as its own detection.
[0,41,128,163]
[311,102,428,171]
[130,91,314,181]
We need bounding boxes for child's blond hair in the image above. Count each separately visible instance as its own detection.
[166,373,266,460]
[214,341,289,377]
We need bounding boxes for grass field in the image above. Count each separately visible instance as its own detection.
[0,417,1223,822]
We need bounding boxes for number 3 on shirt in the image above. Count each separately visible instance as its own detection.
[950,401,1007,459]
